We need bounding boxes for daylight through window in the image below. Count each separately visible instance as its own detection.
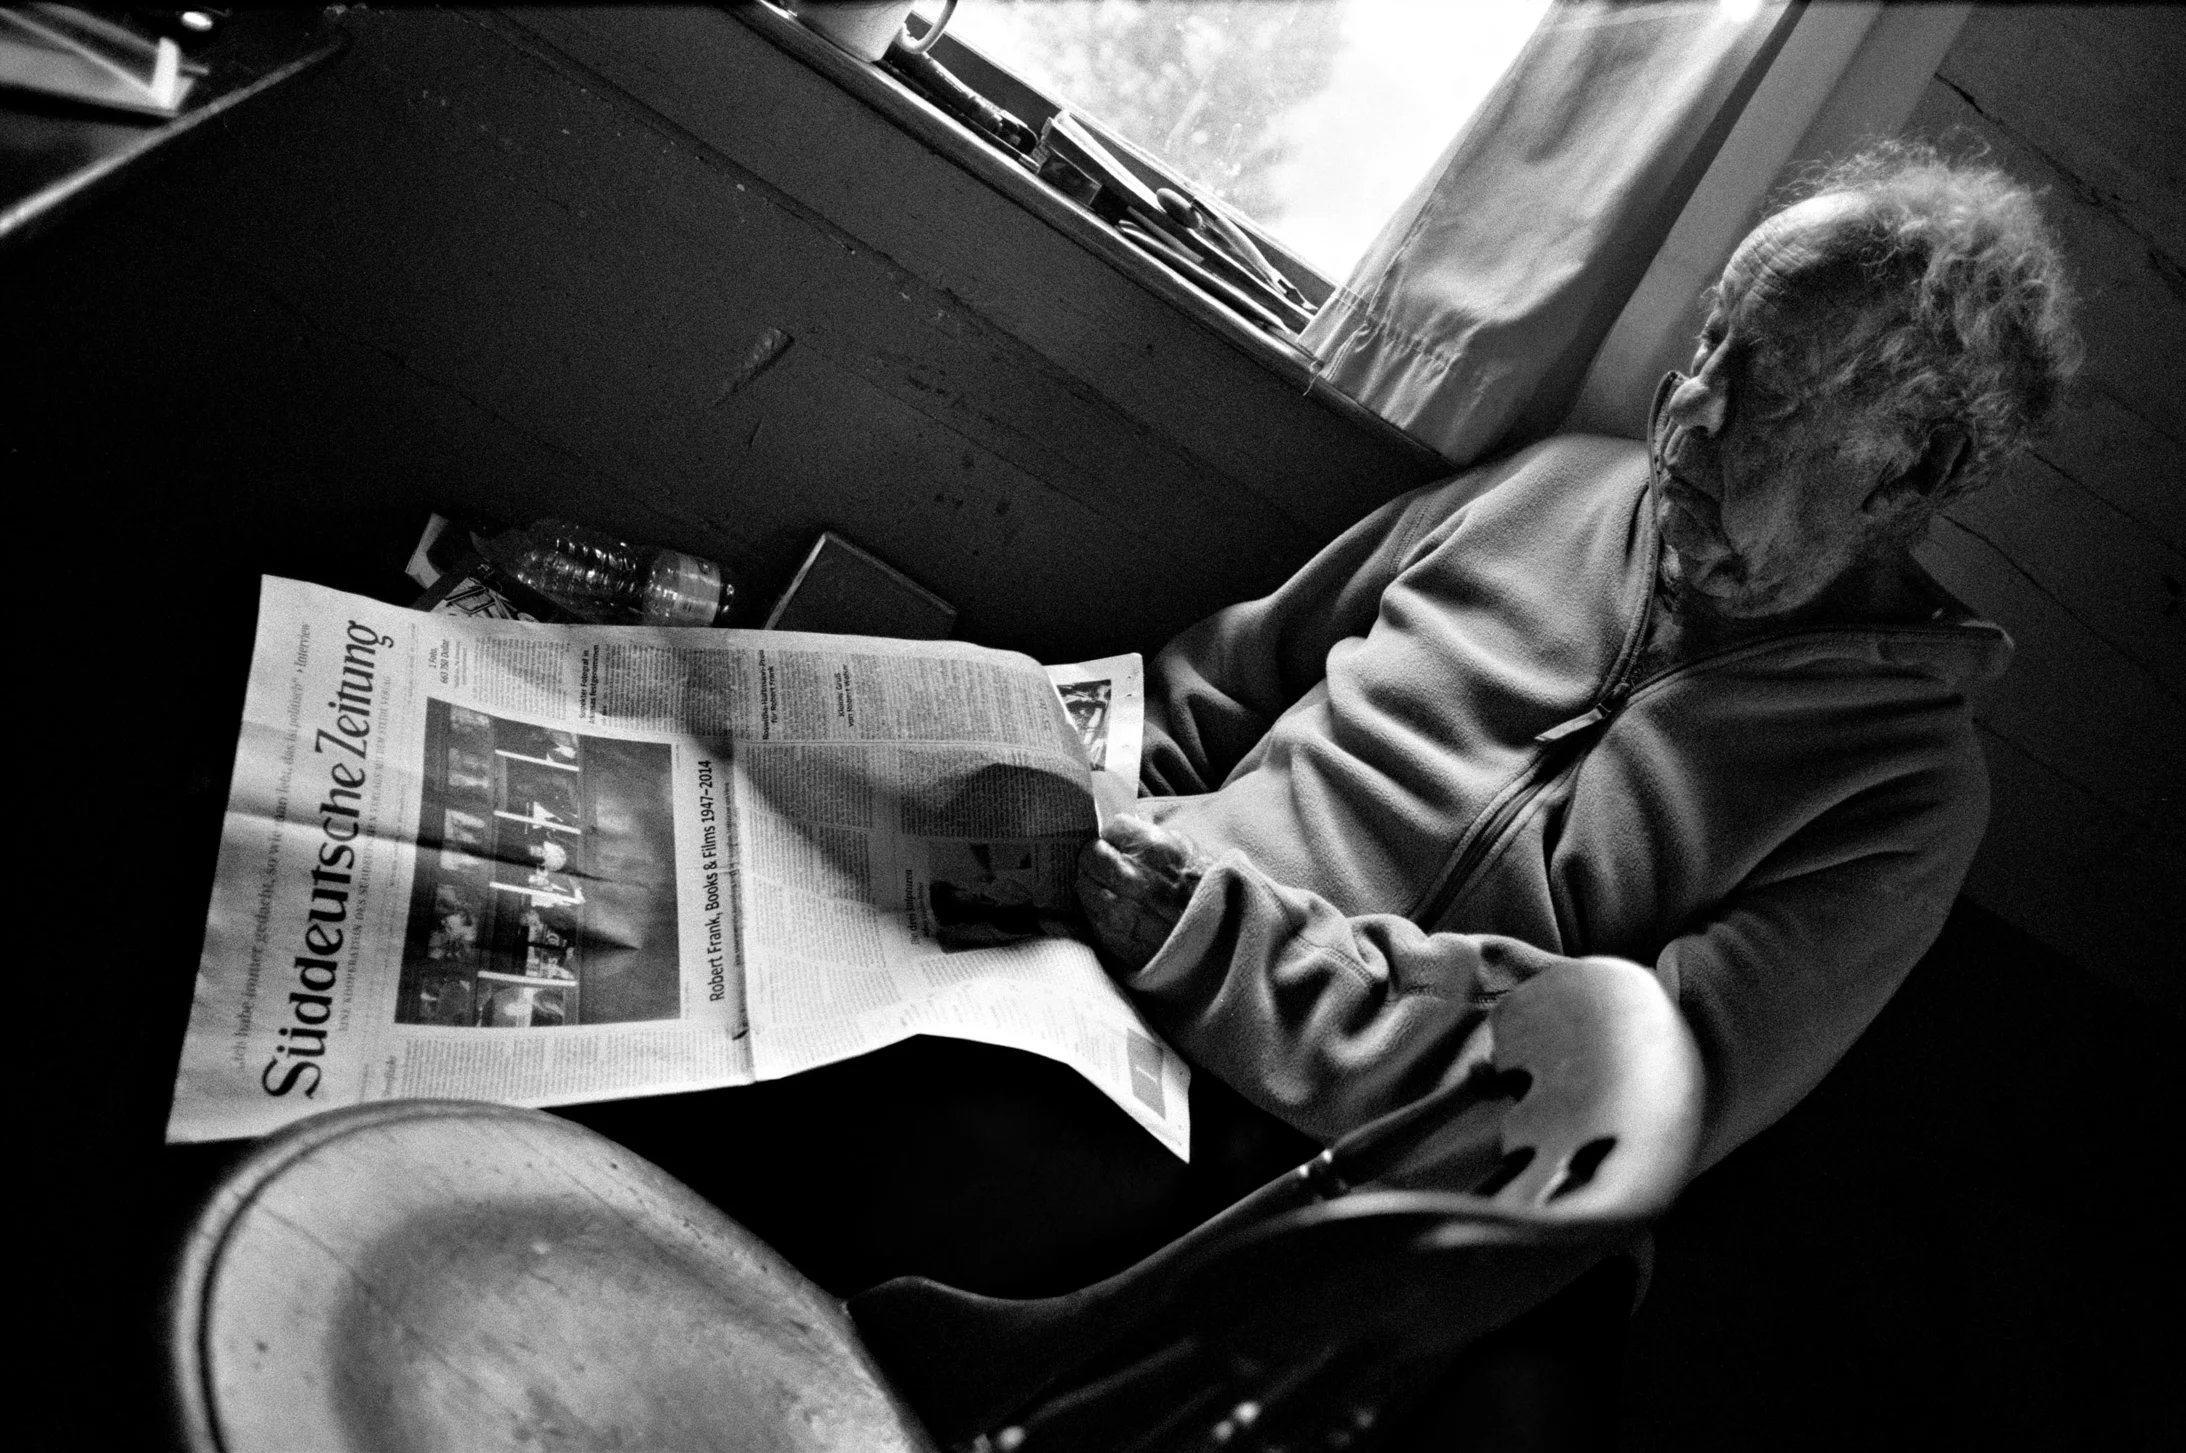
[949,0,1553,281]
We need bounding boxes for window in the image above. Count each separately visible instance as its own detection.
[948,0,1551,281]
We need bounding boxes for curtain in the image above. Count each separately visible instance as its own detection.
[1301,0,1801,468]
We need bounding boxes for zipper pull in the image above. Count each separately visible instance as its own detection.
[1535,681,1631,745]
[1535,705,1605,744]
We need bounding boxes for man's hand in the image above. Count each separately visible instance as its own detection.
[1076,815,1214,973]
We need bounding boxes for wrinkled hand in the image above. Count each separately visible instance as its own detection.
[1076,815,1214,973]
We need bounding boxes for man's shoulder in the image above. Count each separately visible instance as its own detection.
[1395,433,1646,527]
[1510,431,1650,470]
[1471,433,1650,507]
[1388,433,1651,564]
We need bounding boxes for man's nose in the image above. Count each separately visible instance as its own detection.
[1665,371,1728,438]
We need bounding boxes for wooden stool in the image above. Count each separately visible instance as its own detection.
[170,1099,934,1453]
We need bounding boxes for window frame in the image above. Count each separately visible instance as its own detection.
[726,0,1380,417]
[912,17,1337,309]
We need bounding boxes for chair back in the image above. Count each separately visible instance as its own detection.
[850,955,1702,1448]
[1348,952,1702,1215]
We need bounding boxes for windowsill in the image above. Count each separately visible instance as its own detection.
[724,0,1438,466]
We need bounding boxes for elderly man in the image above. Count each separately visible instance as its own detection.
[575,144,2076,1327]
[1080,141,2080,1171]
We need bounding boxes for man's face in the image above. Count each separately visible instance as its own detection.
[1649,195,1920,622]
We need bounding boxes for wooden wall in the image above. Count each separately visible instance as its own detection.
[1901,6,2184,1018]
[10,5,1440,666]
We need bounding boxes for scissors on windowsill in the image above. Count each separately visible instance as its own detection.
[1153,186,1311,314]
[1114,214,1300,335]
[1037,112,1314,332]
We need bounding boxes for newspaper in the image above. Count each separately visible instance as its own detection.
[167,576,1188,1156]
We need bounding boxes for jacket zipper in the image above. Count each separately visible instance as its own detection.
[1410,552,1661,929]
[1412,743,1572,930]
[1405,474,1999,934]
[1412,615,1988,931]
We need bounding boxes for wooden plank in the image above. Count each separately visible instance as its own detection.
[497,6,1444,537]
[6,6,1336,659]
[1964,724,2185,1020]
[2030,383,2186,554]
[1935,5,2186,257]
[123,6,1345,649]
[1916,520,2184,831]
[1947,447,2186,691]
[680,345,1263,657]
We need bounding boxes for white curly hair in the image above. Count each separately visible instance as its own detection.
[1770,139,2082,502]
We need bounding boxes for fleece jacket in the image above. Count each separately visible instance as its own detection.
[1132,434,2010,1169]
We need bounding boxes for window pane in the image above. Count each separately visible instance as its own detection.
[950,0,1552,280]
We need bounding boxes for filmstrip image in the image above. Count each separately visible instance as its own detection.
[1055,679,1112,770]
[395,701,681,1028]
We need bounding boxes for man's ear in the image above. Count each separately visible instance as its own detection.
[1867,425,1970,518]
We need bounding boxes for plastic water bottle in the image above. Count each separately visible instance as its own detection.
[478,519,740,626]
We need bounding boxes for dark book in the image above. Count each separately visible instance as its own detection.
[765,531,956,639]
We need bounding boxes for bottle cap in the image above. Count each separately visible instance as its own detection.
[642,551,729,627]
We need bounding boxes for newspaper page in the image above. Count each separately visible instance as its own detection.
[167,577,1188,1157]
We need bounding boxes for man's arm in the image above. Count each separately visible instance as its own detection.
[1082,808,1966,1170]
[1143,468,1510,795]
[1082,818,1578,1141]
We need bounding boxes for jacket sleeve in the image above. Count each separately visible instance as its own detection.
[1142,469,1509,796]
[1659,782,1979,1169]
[1119,850,1590,1145]
[1124,820,1970,1168]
